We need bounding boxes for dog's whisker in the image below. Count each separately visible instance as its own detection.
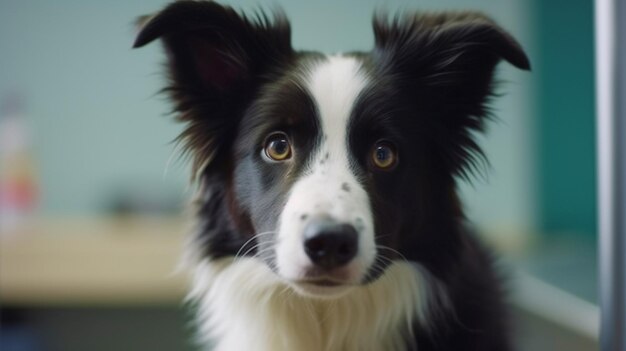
[374,233,393,241]
[369,259,389,277]
[248,246,276,259]
[234,245,263,262]
[237,245,275,263]
[374,254,395,266]
[234,231,277,259]
[376,245,410,263]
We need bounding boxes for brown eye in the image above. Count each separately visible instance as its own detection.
[264,132,292,161]
[371,141,397,170]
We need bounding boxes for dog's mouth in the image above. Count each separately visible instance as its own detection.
[295,278,344,287]
[284,267,361,298]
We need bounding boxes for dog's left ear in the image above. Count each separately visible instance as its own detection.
[373,12,530,87]
[373,13,530,178]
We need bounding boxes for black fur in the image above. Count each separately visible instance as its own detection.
[134,2,529,350]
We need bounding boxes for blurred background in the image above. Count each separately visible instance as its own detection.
[0,0,598,350]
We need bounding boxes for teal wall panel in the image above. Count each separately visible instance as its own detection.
[535,0,596,236]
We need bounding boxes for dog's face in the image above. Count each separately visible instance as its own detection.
[232,56,379,297]
[135,1,529,298]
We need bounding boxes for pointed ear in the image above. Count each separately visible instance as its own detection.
[373,12,530,93]
[133,1,292,176]
[134,1,292,95]
[372,12,530,179]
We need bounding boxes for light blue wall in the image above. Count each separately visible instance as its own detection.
[1,0,183,214]
[0,0,536,235]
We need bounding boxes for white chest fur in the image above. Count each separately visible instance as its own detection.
[188,258,439,351]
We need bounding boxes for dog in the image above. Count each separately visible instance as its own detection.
[134,1,530,350]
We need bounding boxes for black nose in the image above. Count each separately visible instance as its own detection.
[303,218,358,270]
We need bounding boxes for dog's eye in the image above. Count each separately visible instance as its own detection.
[264,132,292,161]
[370,141,397,170]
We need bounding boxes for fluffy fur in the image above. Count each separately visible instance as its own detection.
[134,2,530,350]
[188,258,447,351]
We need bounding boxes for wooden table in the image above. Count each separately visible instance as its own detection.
[0,217,188,306]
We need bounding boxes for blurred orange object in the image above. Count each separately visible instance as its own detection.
[0,93,38,234]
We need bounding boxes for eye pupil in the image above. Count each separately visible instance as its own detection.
[272,139,288,154]
[376,147,388,161]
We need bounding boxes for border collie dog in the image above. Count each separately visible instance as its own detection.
[134,1,529,350]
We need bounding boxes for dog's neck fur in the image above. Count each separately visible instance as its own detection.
[187,257,444,351]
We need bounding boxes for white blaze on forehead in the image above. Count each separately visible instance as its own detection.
[275,55,375,286]
[306,55,368,153]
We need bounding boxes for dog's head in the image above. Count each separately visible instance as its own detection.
[134,1,529,298]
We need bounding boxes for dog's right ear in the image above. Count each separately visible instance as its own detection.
[134,1,292,94]
[133,1,292,176]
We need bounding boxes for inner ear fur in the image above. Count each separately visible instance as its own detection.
[373,12,530,72]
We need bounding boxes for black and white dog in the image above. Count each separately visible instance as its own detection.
[134,1,529,350]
